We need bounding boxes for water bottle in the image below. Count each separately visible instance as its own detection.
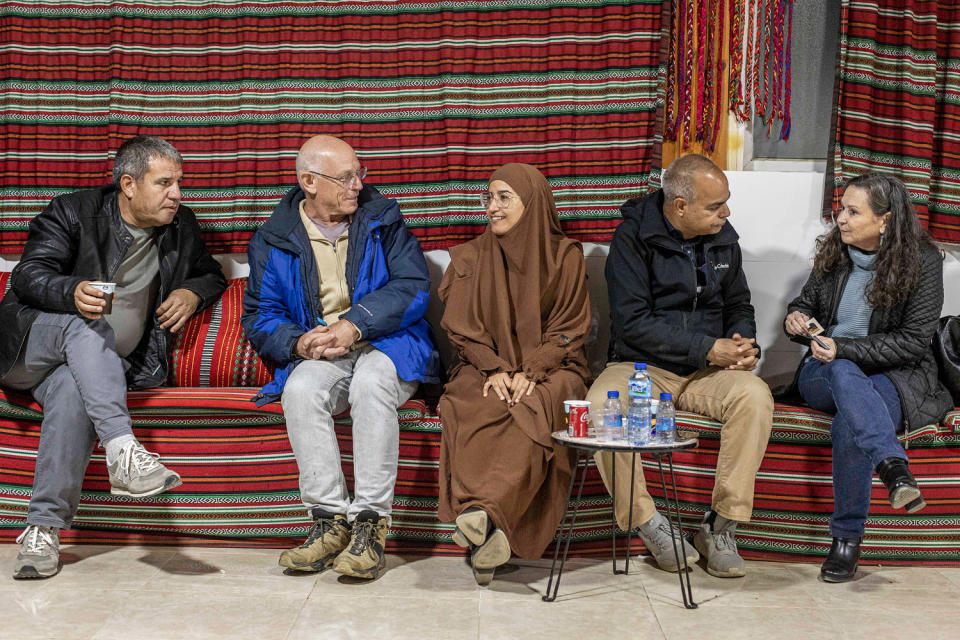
[626,363,652,445]
[603,391,624,442]
[656,392,676,444]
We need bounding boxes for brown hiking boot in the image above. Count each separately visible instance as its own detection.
[332,510,388,580]
[279,510,351,573]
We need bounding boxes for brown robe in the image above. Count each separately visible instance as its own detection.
[437,163,592,559]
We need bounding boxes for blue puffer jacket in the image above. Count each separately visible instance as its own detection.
[241,184,439,406]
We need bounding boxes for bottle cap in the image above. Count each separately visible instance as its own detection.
[660,392,672,401]
[634,362,647,370]
[607,391,619,398]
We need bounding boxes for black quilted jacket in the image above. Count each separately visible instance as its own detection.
[783,242,953,433]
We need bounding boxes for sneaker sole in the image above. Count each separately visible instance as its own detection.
[890,485,923,511]
[472,528,510,570]
[455,510,489,547]
[110,474,182,498]
[13,563,60,580]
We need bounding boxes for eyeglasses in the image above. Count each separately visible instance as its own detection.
[480,191,518,209]
[305,166,368,188]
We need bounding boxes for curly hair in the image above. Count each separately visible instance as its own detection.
[813,172,937,309]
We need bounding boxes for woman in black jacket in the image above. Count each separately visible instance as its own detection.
[783,172,952,583]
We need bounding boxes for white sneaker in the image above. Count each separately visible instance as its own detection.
[107,440,181,497]
[14,525,60,579]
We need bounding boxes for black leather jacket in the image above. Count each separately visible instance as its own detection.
[784,242,952,432]
[0,185,226,389]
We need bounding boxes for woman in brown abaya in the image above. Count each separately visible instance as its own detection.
[437,163,592,585]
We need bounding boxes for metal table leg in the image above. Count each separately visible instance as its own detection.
[656,452,697,609]
[543,451,590,602]
[613,451,637,575]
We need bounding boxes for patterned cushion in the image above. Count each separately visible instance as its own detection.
[168,278,275,388]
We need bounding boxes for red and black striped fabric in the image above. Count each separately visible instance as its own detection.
[0,1,665,253]
[830,0,960,243]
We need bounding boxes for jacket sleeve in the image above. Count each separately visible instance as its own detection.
[174,207,226,311]
[437,254,513,375]
[10,196,87,314]
[340,217,431,342]
[834,248,944,369]
[720,244,760,355]
[522,246,591,382]
[240,234,304,367]
[607,221,715,370]
[783,270,823,346]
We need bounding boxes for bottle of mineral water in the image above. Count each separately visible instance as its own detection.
[603,391,624,442]
[626,363,652,445]
[656,392,676,444]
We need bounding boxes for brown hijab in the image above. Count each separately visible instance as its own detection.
[443,163,587,373]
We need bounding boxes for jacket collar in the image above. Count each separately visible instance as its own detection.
[622,188,740,251]
[259,184,394,250]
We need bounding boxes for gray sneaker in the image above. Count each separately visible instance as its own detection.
[637,511,700,572]
[107,440,182,497]
[14,525,60,579]
[693,511,746,578]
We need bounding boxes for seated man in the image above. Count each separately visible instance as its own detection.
[0,135,227,579]
[587,153,773,578]
[241,135,437,581]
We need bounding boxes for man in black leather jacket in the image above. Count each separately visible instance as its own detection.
[586,154,773,579]
[0,136,226,579]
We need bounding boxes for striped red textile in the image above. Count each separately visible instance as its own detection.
[169,279,274,388]
[0,1,665,253]
[830,0,960,242]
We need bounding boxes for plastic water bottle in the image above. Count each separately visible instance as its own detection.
[626,363,652,445]
[603,391,624,442]
[656,392,676,444]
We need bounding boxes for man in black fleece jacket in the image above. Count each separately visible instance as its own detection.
[586,154,773,578]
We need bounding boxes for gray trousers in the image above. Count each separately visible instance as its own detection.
[281,345,417,522]
[0,312,134,529]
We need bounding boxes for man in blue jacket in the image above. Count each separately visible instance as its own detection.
[242,135,437,581]
[586,154,773,579]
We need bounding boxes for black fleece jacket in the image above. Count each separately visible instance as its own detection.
[606,189,758,376]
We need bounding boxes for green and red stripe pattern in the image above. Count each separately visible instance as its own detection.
[830,1,960,242]
[0,0,664,253]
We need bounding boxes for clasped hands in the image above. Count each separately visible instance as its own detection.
[707,333,760,371]
[784,310,837,363]
[483,371,535,406]
[74,281,200,333]
[294,320,360,360]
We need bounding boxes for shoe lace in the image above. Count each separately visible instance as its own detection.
[713,525,737,552]
[653,519,685,553]
[116,443,162,478]
[348,520,376,555]
[301,517,341,549]
[16,526,56,554]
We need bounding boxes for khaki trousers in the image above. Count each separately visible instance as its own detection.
[586,362,773,528]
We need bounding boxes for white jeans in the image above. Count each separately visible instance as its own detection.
[281,345,417,521]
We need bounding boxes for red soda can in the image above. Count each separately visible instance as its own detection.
[565,400,591,437]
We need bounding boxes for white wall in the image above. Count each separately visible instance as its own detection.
[4,170,960,386]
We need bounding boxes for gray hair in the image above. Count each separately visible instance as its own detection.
[662,153,721,203]
[112,135,182,186]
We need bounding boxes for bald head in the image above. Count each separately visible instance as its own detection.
[662,154,723,203]
[296,135,364,223]
[661,154,731,239]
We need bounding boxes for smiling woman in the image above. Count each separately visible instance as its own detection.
[782,172,953,583]
[437,163,592,586]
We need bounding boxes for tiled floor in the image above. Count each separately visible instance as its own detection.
[1,543,958,640]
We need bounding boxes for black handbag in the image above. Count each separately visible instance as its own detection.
[933,316,960,405]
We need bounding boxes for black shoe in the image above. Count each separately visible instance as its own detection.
[876,457,926,512]
[820,537,861,583]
